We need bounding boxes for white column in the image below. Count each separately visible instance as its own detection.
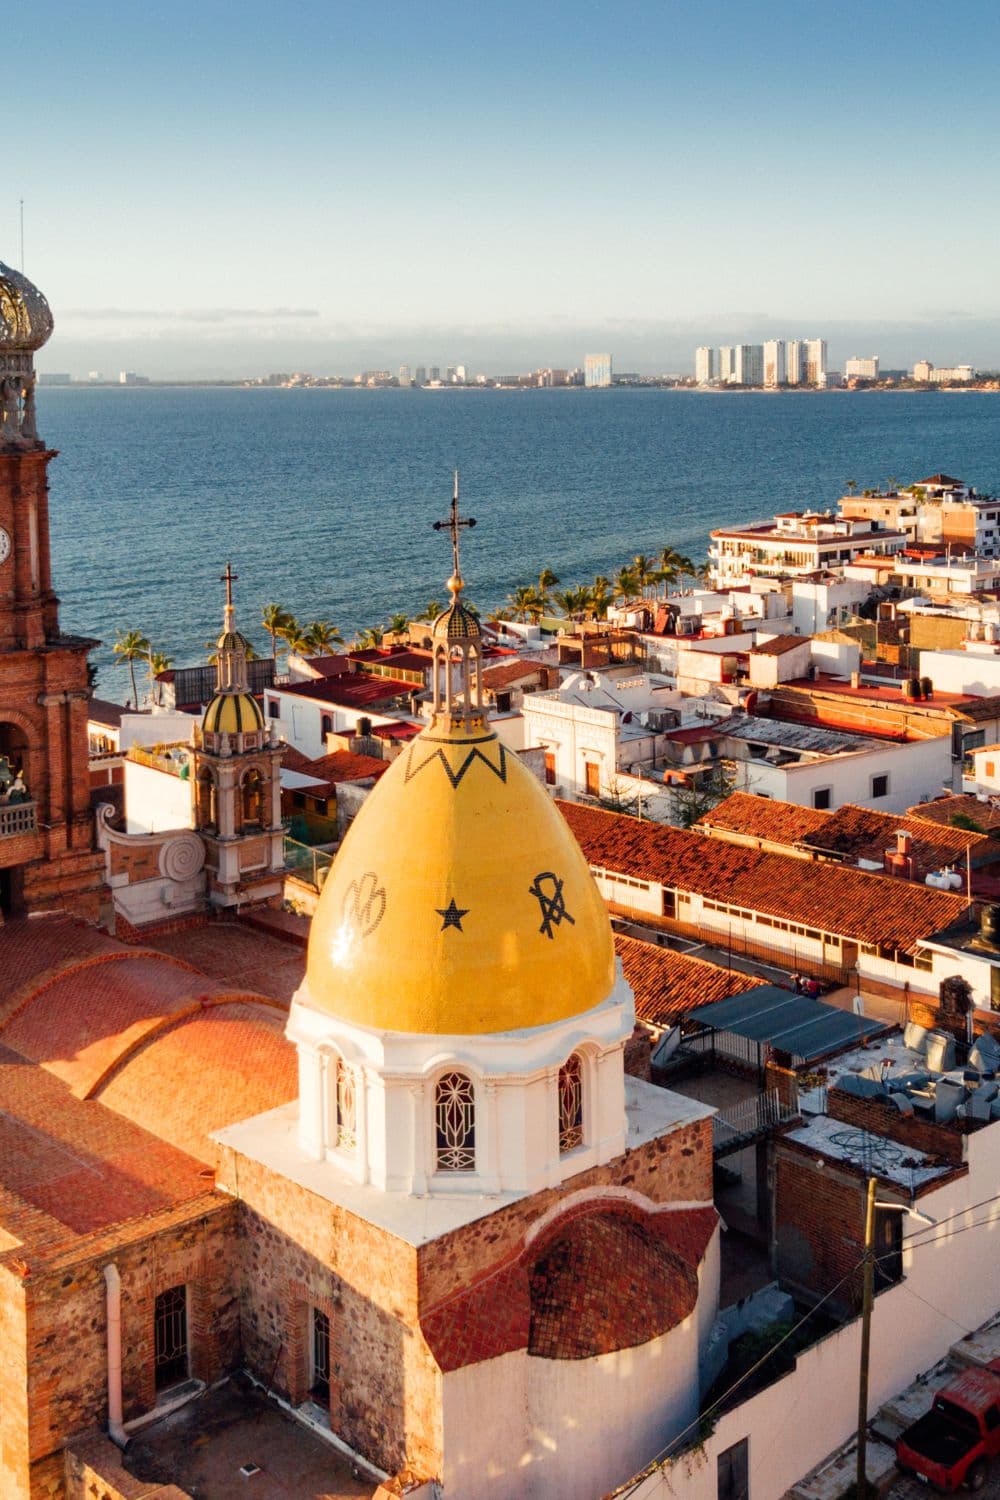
[297,1045,325,1160]
[478,1077,502,1193]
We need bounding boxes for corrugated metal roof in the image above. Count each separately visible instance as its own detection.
[686,983,884,1062]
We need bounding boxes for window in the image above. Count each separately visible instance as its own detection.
[335,1058,356,1152]
[154,1284,189,1390]
[196,769,217,829]
[435,1071,476,1171]
[268,699,279,718]
[495,691,512,714]
[311,1307,330,1402]
[871,773,889,799]
[584,761,600,797]
[241,768,264,827]
[812,787,831,810]
[987,761,996,780]
[717,1438,749,1500]
[558,1054,584,1154]
[321,713,333,738]
[544,752,556,786]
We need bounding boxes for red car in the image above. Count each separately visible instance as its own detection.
[896,1360,1000,1492]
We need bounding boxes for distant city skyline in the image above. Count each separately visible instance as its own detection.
[14,1,1000,378]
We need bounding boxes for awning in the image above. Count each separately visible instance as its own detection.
[686,984,884,1064]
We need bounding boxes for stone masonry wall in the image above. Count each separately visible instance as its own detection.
[12,1203,238,1500]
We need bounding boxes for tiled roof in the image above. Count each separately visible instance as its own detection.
[696,792,830,846]
[275,675,414,708]
[750,635,809,656]
[143,922,306,1004]
[908,795,1000,833]
[306,749,388,783]
[559,801,966,953]
[615,934,758,1025]
[86,697,131,728]
[480,660,544,690]
[0,1043,217,1265]
[955,696,1000,723]
[799,802,987,872]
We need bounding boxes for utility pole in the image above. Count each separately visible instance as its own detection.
[856,1175,877,1498]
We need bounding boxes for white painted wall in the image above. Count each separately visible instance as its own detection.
[792,578,870,635]
[622,1123,1000,1500]
[118,709,199,749]
[920,646,1000,697]
[123,760,193,834]
[440,1259,713,1500]
[734,735,951,814]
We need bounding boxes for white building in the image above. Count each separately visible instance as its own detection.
[584,353,612,387]
[844,354,879,380]
[709,510,905,587]
[694,346,715,384]
[733,343,763,387]
[804,337,827,385]
[762,339,786,387]
[718,345,735,384]
[786,339,805,385]
[894,554,1000,598]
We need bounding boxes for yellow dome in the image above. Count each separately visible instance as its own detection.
[307,713,615,1034]
[202,691,264,736]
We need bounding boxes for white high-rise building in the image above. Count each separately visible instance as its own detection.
[763,340,786,388]
[734,344,764,387]
[718,345,735,384]
[805,338,827,385]
[584,353,612,387]
[695,346,715,384]
[844,356,879,380]
[398,364,412,387]
[786,341,804,385]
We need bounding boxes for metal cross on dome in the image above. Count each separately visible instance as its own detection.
[219,561,239,607]
[432,470,476,591]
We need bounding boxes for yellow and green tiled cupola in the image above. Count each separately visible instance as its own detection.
[201,562,265,743]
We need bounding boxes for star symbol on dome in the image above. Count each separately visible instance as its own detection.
[436,898,469,932]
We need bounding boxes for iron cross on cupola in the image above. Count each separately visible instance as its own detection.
[432,471,476,597]
[220,561,238,631]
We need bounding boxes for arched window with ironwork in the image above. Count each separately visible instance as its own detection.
[335,1057,356,1153]
[558,1053,584,1154]
[241,768,264,828]
[435,1071,476,1171]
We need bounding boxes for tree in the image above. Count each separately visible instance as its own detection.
[507,584,545,622]
[845,478,858,495]
[113,628,151,709]
[614,566,638,602]
[425,599,443,621]
[553,586,590,621]
[385,612,410,639]
[262,603,295,662]
[588,577,613,619]
[353,625,384,650]
[302,620,343,655]
[631,554,656,597]
[658,547,696,592]
[669,760,737,829]
[280,623,315,657]
[147,649,172,707]
[537,568,560,610]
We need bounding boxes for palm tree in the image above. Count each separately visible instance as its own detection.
[147,649,172,707]
[614,566,638,602]
[353,626,384,650]
[631,554,656,598]
[553,586,590,621]
[280,624,315,658]
[507,584,544,622]
[385,612,410,639]
[262,603,295,662]
[658,547,696,593]
[588,577,613,620]
[113,628,151,708]
[845,478,858,495]
[425,599,443,621]
[537,568,560,610]
[302,620,343,655]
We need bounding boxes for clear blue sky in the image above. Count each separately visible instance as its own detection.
[13,0,1000,375]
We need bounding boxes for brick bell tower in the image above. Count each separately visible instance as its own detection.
[0,261,103,918]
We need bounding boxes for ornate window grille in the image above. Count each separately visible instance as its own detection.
[311,1307,331,1401]
[153,1284,189,1390]
[335,1059,356,1152]
[435,1071,476,1171]
[558,1054,584,1154]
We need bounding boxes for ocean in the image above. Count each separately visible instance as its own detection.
[38,385,1000,700]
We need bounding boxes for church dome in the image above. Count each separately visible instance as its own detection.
[434,597,481,641]
[0,263,54,353]
[216,627,254,654]
[306,712,615,1034]
[202,691,264,736]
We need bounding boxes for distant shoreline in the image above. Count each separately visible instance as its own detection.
[36,381,1000,395]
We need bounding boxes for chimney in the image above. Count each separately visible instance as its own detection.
[850,670,861,689]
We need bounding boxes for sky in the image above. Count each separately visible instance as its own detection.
[12,1,1000,376]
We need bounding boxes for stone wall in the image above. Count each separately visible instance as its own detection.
[65,1437,190,1500]
[4,1202,238,1500]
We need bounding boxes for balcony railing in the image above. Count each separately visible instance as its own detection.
[0,801,37,838]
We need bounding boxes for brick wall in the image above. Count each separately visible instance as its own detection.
[775,1148,865,1309]
[65,1436,191,1499]
[827,1085,966,1164]
[624,1024,652,1081]
[5,1203,238,1500]
[764,1060,799,1111]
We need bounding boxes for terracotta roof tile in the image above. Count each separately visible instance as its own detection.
[480,661,545,690]
[559,801,966,954]
[750,635,809,656]
[908,795,1000,832]
[696,792,830,846]
[616,934,758,1025]
[800,802,986,874]
[306,749,388,783]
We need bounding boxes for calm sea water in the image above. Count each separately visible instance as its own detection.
[38,386,1000,699]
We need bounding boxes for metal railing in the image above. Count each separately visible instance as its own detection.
[712,1086,797,1156]
[0,801,36,838]
[284,836,333,890]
